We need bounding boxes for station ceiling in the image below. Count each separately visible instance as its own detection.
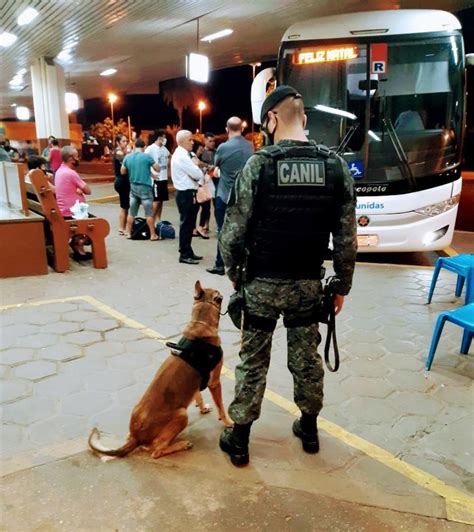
[0,0,472,118]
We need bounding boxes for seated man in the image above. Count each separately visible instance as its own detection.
[25,155,54,190]
[55,146,93,261]
[395,109,425,131]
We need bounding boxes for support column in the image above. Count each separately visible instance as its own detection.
[30,57,70,150]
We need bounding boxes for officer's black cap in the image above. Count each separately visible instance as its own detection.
[260,85,302,124]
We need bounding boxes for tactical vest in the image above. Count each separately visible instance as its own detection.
[169,337,223,391]
[247,142,344,280]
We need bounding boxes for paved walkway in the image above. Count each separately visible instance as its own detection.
[1,199,473,530]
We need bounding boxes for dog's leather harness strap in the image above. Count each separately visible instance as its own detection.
[166,338,223,390]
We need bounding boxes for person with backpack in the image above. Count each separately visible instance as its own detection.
[121,138,160,240]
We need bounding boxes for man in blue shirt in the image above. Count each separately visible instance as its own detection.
[206,117,254,275]
[121,138,160,240]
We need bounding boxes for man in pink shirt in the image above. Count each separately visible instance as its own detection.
[55,146,92,260]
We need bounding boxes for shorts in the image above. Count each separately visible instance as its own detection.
[114,178,130,210]
[129,183,153,218]
[153,179,169,202]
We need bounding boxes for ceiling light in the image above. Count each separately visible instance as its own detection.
[56,49,72,62]
[17,7,39,26]
[200,29,233,42]
[11,103,17,107]
[9,74,24,87]
[100,68,117,76]
[65,92,80,113]
[16,106,30,120]
[186,53,209,83]
[314,104,357,120]
[0,32,18,48]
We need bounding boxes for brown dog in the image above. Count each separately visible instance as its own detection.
[88,280,232,459]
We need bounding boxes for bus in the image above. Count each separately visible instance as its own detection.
[251,10,467,252]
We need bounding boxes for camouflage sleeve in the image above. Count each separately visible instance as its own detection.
[331,156,357,296]
[219,154,263,283]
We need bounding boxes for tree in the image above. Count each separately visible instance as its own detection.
[161,79,204,129]
[90,117,131,143]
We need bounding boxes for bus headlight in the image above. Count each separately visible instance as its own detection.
[415,194,460,217]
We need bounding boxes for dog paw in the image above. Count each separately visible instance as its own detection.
[199,404,212,414]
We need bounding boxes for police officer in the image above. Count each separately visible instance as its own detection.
[218,85,357,466]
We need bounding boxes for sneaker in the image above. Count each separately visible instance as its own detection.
[292,418,319,454]
[219,426,250,466]
[206,266,225,275]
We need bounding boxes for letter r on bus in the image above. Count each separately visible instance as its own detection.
[372,61,385,73]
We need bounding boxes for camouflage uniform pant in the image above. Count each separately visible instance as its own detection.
[228,278,325,425]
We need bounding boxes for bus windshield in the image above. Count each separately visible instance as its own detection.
[279,34,464,193]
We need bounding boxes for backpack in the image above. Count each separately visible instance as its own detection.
[156,220,175,239]
[131,217,150,240]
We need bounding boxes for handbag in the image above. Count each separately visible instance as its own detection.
[196,182,212,203]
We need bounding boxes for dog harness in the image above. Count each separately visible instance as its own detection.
[166,337,223,391]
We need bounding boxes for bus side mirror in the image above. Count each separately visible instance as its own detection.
[466,54,474,67]
[358,79,379,91]
[251,68,276,125]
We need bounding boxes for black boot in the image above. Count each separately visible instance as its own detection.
[292,413,319,454]
[219,422,252,466]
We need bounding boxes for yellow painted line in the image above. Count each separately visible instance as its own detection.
[442,247,458,257]
[354,261,433,270]
[0,295,87,311]
[2,295,474,524]
[88,195,119,204]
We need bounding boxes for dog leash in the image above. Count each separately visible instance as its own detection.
[323,305,339,372]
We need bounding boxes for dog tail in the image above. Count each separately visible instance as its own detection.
[88,427,138,457]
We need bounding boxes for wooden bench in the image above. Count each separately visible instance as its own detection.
[26,169,110,272]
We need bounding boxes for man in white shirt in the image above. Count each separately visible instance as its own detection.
[145,129,170,223]
[171,130,204,264]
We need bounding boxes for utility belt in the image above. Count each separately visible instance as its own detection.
[227,275,339,372]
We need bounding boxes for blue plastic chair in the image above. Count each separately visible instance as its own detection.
[425,303,474,370]
[427,254,474,305]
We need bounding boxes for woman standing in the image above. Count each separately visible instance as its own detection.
[113,135,130,235]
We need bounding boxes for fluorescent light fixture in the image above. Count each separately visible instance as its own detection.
[17,7,39,26]
[65,92,80,113]
[0,32,18,48]
[368,130,381,141]
[57,49,72,62]
[100,68,117,76]
[16,106,30,120]
[200,28,233,42]
[9,73,25,87]
[186,53,209,83]
[314,104,357,120]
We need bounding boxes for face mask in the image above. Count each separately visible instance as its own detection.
[72,158,80,168]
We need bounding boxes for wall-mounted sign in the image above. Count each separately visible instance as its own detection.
[293,46,359,65]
